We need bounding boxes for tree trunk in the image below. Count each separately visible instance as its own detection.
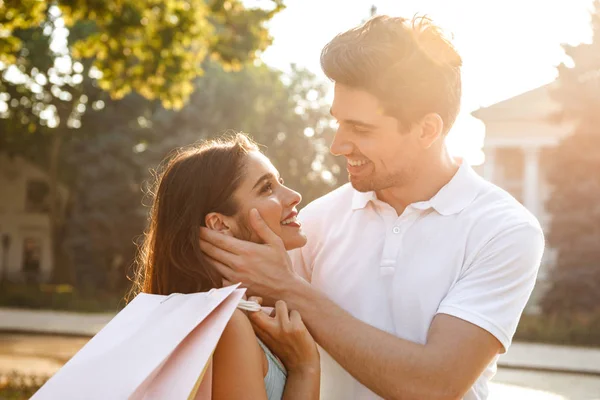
[48,130,72,284]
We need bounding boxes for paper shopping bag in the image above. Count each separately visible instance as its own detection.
[32,284,245,400]
[132,287,244,399]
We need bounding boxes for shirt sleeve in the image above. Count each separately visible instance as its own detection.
[437,222,545,352]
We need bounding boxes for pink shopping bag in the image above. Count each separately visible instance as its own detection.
[32,284,245,400]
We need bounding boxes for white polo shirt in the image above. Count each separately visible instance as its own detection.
[289,162,545,400]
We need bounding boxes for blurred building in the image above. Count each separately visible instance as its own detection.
[472,82,573,313]
[0,154,67,283]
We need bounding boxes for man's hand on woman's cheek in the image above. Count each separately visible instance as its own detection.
[199,208,300,303]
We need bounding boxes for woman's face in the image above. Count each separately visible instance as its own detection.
[207,151,307,250]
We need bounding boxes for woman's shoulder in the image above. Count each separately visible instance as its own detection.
[218,309,261,353]
[215,309,268,375]
[212,309,269,399]
[223,308,255,336]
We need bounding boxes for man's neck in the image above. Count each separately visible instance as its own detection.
[376,153,460,216]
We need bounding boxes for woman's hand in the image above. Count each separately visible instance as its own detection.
[247,297,320,375]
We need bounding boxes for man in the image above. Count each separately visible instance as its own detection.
[200,15,544,400]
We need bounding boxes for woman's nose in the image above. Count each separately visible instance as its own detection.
[285,186,302,208]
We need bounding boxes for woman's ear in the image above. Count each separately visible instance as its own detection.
[205,213,235,236]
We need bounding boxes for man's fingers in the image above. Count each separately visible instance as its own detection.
[203,255,235,282]
[249,209,284,247]
[275,300,291,326]
[199,239,241,270]
[199,227,253,255]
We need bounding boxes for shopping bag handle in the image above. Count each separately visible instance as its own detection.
[237,299,262,312]
[159,292,261,312]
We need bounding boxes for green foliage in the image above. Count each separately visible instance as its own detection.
[1,0,283,110]
[0,0,283,190]
[0,1,47,65]
[0,371,49,400]
[542,0,600,315]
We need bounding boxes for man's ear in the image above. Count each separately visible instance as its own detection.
[417,113,444,149]
[205,213,235,236]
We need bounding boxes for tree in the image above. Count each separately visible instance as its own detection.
[0,0,283,283]
[542,0,600,315]
[61,91,152,292]
[1,0,283,107]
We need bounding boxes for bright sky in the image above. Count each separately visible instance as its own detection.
[258,0,595,164]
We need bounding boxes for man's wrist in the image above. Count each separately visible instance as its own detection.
[282,274,319,314]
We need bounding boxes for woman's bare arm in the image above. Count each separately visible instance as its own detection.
[212,309,268,400]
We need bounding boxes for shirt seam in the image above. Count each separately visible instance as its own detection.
[436,304,511,349]
[463,221,540,274]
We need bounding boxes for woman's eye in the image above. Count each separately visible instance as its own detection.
[279,177,284,185]
[260,182,273,194]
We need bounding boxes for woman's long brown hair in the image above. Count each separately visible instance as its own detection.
[129,133,258,298]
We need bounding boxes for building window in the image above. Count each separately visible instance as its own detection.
[22,237,42,282]
[25,180,50,213]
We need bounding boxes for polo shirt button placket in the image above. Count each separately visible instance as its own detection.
[379,259,395,277]
[381,225,401,276]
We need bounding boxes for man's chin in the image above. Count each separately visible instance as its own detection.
[349,175,373,193]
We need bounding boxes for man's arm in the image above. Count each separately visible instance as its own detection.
[278,278,501,400]
[200,209,544,400]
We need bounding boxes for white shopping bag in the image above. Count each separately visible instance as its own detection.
[32,284,246,400]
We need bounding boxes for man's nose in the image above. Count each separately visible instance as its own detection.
[330,128,353,156]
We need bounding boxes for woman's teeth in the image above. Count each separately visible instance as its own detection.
[281,216,297,225]
[348,159,369,167]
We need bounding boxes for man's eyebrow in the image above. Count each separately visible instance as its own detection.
[345,119,378,129]
[252,172,278,191]
[330,108,377,129]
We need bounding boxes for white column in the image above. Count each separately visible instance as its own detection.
[523,146,540,217]
[483,146,496,182]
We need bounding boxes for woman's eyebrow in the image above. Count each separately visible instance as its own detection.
[252,173,275,190]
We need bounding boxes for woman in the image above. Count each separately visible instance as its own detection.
[130,133,320,399]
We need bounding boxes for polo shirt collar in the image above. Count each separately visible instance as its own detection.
[351,162,484,216]
[351,189,377,211]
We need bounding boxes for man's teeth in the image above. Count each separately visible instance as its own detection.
[281,216,297,225]
[348,159,369,167]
